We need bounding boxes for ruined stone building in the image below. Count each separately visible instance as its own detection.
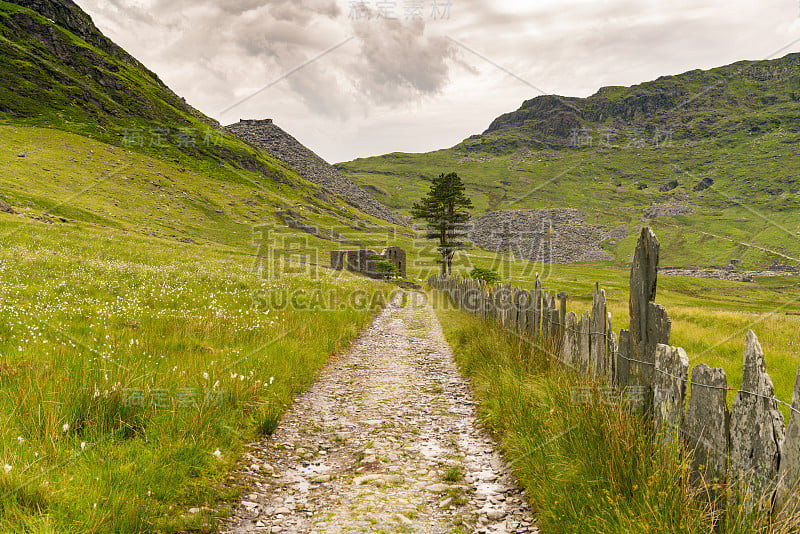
[331,246,407,279]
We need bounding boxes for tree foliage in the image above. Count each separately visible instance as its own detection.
[376,260,400,278]
[469,267,501,284]
[411,172,473,275]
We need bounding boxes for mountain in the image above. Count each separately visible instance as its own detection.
[337,53,800,268]
[227,119,407,226]
[0,0,404,249]
[465,53,800,154]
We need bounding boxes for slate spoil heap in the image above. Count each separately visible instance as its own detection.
[227,119,407,227]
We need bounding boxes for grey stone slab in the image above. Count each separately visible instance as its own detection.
[542,291,551,343]
[684,363,729,490]
[509,287,519,330]
[578,311,591,374]
[730,330,785,501]
[616,329,630,387]
[591,287,607,379]
[606,313,617,383]
[517,289,529,337]
[776,364,800,513]
[549,295,559,350]
[653,344,689,439]
[562,311,579,369]
[532,274,542,341]
[628,228,669,392]
[558,292,567,346]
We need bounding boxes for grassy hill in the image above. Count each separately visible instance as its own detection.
[0,0,407,241]
[338,53,800,269]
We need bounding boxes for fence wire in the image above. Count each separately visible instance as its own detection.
[430,278,800,418]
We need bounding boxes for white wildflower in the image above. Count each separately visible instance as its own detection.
[62,423,69,433]
[212,449,221,459]
[3,464,11,474]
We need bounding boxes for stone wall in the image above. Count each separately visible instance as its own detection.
[331,246,406,279]
[429,227,800,513]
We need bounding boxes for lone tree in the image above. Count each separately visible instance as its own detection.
[411,172,473,275]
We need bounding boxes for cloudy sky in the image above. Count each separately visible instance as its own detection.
[76,0,800,163]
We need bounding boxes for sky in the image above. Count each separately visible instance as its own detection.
[75,0,800,163]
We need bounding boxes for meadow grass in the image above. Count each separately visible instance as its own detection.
[0,216,392,533]
[431,290,800,533]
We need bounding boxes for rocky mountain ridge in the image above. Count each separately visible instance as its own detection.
[462,53,800,154]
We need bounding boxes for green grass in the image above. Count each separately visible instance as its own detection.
[0,215,393,533]
[431,290,800,533]
[339,136,800,269]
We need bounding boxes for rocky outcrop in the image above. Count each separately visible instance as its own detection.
[0,198,15,214]
[227,119,406,227]
[643,202,694,219]
[469,209,626,264]
[659,268,791,283]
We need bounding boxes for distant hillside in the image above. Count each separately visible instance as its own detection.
[464,53,800,154]
[338,53,800,268]
[0,0,404,249]
[227,119,407,227]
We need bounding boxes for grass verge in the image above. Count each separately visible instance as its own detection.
[0,217,392,533]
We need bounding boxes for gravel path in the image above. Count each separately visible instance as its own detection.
[220,291,538,534]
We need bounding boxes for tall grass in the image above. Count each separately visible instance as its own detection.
[431,290,800,533]
[0,219,392,533]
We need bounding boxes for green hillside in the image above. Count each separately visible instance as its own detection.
[0,0,411,251]
[338,54,800,269]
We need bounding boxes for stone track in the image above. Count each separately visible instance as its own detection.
[220,291,538,534]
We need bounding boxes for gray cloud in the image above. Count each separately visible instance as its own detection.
[74,0,800,162]
[352,18,457,104]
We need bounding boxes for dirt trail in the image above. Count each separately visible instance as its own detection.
[220,291,538,533]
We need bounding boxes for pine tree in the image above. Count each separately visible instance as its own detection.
[411,172,473,275]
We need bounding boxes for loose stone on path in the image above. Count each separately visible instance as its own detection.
[219,291,538,533]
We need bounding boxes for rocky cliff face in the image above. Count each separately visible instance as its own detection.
[227,120,407,227]
[469,53,800,153]
[7,0,173,91]
[469,209,627,264]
